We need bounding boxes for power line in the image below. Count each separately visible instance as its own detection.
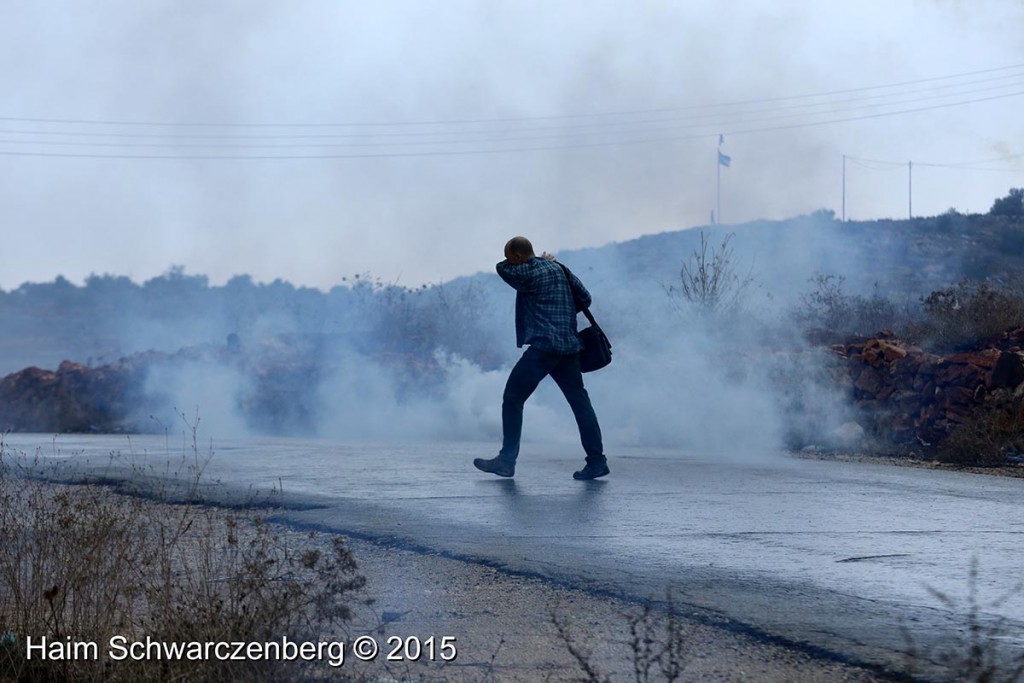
[843,149,1024,223]
[848,157,905,170]
[4,74,1024,149]
[918,153,1024,168]
[6,82,1024,151]
[850,151,1024,169]
[5,70,1024,144]
[692,89,1024,142]
[2,63,1023,130]
[2,89,1022,161]
[929,165,1024,173]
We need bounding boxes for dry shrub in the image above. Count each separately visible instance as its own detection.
[793,275,1024,351]
[793,273,915,342]
[552,589,693,683]
[0,439,365,682]
[670,231,756,318]
[920,280,1024,353]
[0,470,147,682]
[902,560,1024,683]
[937,390,1024,466]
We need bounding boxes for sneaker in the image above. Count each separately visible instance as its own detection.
[473,456,515,477]
[573,462,610,480]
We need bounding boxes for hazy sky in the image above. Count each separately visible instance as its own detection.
[3,0,1024,290]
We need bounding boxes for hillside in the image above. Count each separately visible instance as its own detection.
[1,205,1022,463]
[559,210,1024,300]
[2,209,1023,377]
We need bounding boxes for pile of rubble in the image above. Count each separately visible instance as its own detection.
[0,337,445,434]
[0,360,149,433]
[0,345,316,434]
[831,327,1024,446]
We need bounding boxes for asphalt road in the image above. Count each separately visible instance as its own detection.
[8,434,1024,679]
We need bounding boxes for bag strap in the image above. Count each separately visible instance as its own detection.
[557,262,600,329]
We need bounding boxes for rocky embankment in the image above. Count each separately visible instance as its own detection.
[831,327,1024,450]
[2,330,1023,457]
[0,359,149,433]
[0,339,437,434]
[0,343,313,433]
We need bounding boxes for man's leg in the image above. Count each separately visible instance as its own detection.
[550,354,605,465]
[498,347,555,465]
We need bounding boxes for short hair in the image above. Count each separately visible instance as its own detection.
[507,236,535,258]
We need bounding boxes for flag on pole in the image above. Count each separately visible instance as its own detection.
[718,150,731,167]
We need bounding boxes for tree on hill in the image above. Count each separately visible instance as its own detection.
[989,188,1024,218]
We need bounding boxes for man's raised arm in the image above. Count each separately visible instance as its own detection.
[496,259,539,293]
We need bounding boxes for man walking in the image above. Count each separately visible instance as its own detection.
[473,236,609,480]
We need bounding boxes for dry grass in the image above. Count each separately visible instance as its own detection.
[0,427,366,683]
[937,390,1024,467]
[919,280,1024,353]
[901,560,1024,683]
[550,590,695,683]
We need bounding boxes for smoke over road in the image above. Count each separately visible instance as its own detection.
[9,213,974,459]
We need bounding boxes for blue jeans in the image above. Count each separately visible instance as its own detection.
[499,346,604,465]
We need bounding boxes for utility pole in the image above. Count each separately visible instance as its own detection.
[842,154,846,222]
[908,160,913,219]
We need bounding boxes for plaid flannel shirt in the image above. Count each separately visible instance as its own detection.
[496,257,592,355]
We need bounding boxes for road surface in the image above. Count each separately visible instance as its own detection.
[6,434,1024,679]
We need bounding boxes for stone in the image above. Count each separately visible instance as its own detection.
[989,351,1024,389]
[878,340,908,362]
[854,366,883,395]
[946,350,1000,369]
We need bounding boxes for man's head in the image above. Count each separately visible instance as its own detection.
[504,236,535,264]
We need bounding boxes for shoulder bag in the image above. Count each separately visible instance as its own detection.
[557,262,612,373]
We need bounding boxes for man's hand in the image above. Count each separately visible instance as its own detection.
[541,251,556,261]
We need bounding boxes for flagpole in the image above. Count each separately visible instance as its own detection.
[842,154,846,222]
[716,148,721,224]
[715,134,730,224]
[908,160,913,220]
[716,134,722,224]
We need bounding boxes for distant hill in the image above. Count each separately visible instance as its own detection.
[554,210,1024,303]
[1,209,1022,376]
[2,207,1023,456]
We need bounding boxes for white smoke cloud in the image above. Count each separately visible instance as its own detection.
[2,2,1023,290]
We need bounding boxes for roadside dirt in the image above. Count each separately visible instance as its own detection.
[790,449,1024,479]
[334,533,887,682]
[2,473,899,682]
